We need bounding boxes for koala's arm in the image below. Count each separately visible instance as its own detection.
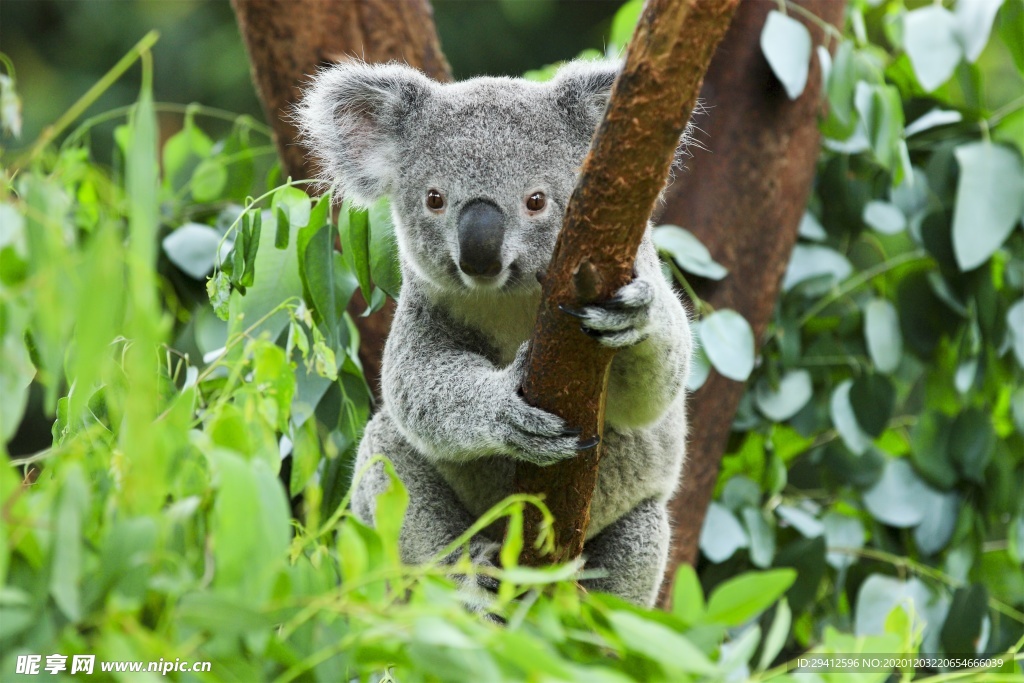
[603,238,692,429]
[382,290,582,466]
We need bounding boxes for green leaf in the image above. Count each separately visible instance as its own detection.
[671,564,706,625]
[161,110,212,192]
[162,223,222,279]
[699,309,755,382]
[951,142,1024,271]
[798,212,827,241]
[209,450,290,603]
[999,0,1024,74]
[903,6,962,91]
[274,205,290,250]
[49,465,89,621]
[741,507,776,569]
[910,412,958,489]
[755,370,812,422]
[856,83,904,170]
[904,108,963,137]
[823,512,864,570]
[949,408,994,483]
[297,196,339,343]
[609,0,642,53]
[782,244,853,293]
[368,196,402,299]
[849,372,895,438]
[757,599,791,672]
[760,10,812,100]
[374,460,410,566]
[272,185,312,230]
[863,200,906,234]
[864,299,903,374]
[913,491,959,555]
[854,575,945,640]
[830,380,872,455]
[340,201,373,298]
[822,41,858,138]
[653,224,728,280]
[954,0,1004,62]
[606,611,716,675]
[705,569,796,627]
[699,502,748,563]
[776,504,824,538]
[863,458,946,528]
[190,158,228,203]
[1006,299,1024,367]
[941,585,989,655]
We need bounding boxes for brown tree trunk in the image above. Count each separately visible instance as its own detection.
[513,0,740,565]
[231,0,451,393]
[655,0,846,607]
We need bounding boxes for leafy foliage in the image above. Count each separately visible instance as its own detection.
[1,0,1023,680]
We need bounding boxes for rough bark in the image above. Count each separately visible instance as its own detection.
[513,0,741,565]
[655,0,846,607]
[231,0,451,393]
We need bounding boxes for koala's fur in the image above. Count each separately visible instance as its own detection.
[297,60,692,607]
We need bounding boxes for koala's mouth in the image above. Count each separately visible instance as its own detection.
[451,260,531,292]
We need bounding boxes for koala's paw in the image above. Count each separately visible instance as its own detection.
[560,277,654,348]
[498,345,600,466]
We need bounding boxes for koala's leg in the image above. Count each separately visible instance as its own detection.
[580,498,670,607]
[353,411,499,591]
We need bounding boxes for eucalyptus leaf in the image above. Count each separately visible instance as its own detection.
[863,200,906,234]
[755,370,813,421]
[913,491,960,555]
[863,458,947,528]
[760,10,812,100]
[823,513,865,570]
[904,109,963,137]
[954,0,1004,62]
[653,225,727,280]
[951,142,1024,271]
[700,309,755,382]
[782,244,853,293]
[830,380,872,455]
[699,502,749,563]
[1007,299,1024,367]
[903,6,962,91]
[864,299,903,374]
[798,212,827,241]
[706,569,797,626]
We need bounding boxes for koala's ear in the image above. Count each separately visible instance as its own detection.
[550,60,621,139]
[296,61,434,205]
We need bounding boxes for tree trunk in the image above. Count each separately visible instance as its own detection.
[513,0,740,565]
[230,0,451,393]
[655,0,846,607]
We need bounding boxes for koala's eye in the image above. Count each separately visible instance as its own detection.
[526,192,546,213]
[426,189,445,211]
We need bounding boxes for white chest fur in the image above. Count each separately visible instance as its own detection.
[439,289,541,366]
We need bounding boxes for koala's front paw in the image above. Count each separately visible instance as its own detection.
[498,345,601,466]
[502,395,599,466]
[560,277,654,348]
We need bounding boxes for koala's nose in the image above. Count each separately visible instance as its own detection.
[457,199,505,278]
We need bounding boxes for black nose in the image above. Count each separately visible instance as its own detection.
[457,199,504,278]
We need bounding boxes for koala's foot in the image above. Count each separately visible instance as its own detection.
[560,277,653,349]
[499,344,601,466]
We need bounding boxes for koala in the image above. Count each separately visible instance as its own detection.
[297,59,692,607]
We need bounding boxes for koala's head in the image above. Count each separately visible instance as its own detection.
[296,60,618,294]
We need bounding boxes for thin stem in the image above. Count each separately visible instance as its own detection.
[830,546,1024,623]
[798,250,930,327]
[988,95,1024,126]
[14,30,160,168]
[61,102,273,152]
[665,258,714,316]
[783,0,843,42]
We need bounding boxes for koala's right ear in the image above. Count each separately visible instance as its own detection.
[550,60,621,140]
[296,61,434,205]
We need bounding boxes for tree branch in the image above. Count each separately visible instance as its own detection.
[513,0,741,565]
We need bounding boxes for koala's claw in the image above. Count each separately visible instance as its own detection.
[562,277,655,349]
[576,435,601,450]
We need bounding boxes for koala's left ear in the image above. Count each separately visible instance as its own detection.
[550,60,621,140]
[295,61,434,205]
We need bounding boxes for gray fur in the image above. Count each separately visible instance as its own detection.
[298,60,693,607]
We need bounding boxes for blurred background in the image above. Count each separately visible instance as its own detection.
[2,0,621,157]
